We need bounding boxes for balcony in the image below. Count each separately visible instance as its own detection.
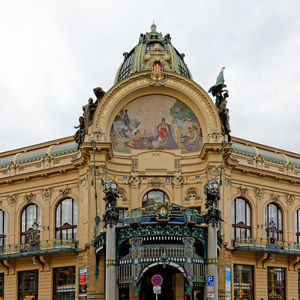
[0,239,78,258]
[232,237,300,254]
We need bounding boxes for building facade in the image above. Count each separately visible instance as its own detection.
[0,24,300,300]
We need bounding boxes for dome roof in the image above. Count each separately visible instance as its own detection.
[114,24,192,83]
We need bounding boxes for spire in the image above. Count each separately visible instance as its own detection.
[151,22,157,33]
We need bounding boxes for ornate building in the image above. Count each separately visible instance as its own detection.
[0,24,300,300]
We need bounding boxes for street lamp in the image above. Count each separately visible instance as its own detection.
[102,179,119,196]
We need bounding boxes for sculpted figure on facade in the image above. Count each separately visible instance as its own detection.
[208,67,231,142]
[24,192,36,203]
[7,194,17,206]
[285,193,295,205]
[185,188,201,202]
[255,187,264,200]
[74,116,85,147]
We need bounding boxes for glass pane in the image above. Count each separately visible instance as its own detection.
[61,199,72,226]
[73,201,77,225]
[236,199,245,224]
[246,203,251,226]
[232,201,235,223]
[56,203,61,227]
[3,212,6,235]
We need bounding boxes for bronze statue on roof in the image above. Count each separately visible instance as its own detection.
[208,67,231,142]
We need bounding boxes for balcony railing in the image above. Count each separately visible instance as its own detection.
[0,239,78,258]
[232,237,300,253]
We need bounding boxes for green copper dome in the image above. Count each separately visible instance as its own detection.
[114,24,192,83]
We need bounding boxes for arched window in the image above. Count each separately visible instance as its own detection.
[265,203,283,241]
[21,204,40,244]
[295,209,300,244]
[0,209,6,247]
[142,190,169,207]
[232,198,251,240]
[56,198,77,240]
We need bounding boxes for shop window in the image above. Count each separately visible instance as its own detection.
[55,198,77,240]
[21,204,40,244]
[296,209,300,244]
[232,198,251,240]
[0,273,3,300]
[53,266,75,300]
[18,270,39,300]
[0,210,6,247]
[265,203,283,241]
[142,190,169,207]
[267,267,285,300]
[234,264,254,300]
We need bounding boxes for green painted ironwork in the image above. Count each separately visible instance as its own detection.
[0,239,78,258]
[232,237,300,254]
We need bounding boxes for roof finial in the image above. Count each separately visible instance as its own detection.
[151,22,157,33]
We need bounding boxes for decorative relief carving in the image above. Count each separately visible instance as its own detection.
[285,193,295,206]
[255,188,264,200]
[174,159,181,172]
[131,159,138,172]
[270,193,280,202]
[129,175,141,187]
[237,186,248,196]
[172,175,183,186]
[206,165,221,181]
[119,189,128,202]
[41,188,53,200]
[184,189,201,202]
[7,194,17,206]
[149,178,163,188]
[208,129,222,143]
[90,166,107,180]
[59,187,72,196]
[93,128,104,142]
[24,193,36,203]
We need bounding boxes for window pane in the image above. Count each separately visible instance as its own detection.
[246,203,251,226]
[73,201,78,225]
[61,199,72,225]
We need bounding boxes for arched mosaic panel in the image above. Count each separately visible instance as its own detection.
[110,95,203,153]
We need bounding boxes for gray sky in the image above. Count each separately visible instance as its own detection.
[1,0,299,154]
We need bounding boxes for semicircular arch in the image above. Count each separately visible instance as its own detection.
[91,72,221,149]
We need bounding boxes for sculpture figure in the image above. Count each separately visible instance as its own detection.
[74,87,105,149]
[74,116,85,147]
[208,67,231,142]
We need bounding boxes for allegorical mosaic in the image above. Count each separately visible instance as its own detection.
[110,95,202,153]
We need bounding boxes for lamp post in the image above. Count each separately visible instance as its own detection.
[102,179,119,300]
[204,179,222,300]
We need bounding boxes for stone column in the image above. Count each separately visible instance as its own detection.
[207,221,218,300]
[106,225,117,300]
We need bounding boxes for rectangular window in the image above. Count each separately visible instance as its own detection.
[234,264,254,300]
[53,266,76,300]
[268,267,285,300]
[0,273,4,300]
[18,270,39,300]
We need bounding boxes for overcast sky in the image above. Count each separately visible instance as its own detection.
[0,0,299,154]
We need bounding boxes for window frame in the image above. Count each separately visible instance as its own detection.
[20,204,40,244]
[232,198,251,240]
[142,190,170,207]
[265,203,283,241]
[55,198,77,241]
[0,209,6,247]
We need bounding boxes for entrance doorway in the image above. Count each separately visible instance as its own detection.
[139,265,185,300]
